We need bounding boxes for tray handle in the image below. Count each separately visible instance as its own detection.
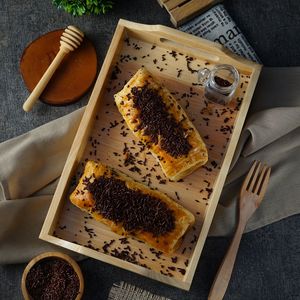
[119,19,260,71]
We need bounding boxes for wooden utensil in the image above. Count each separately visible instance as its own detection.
[22,25,84,112]
[20,29,97,106]
[21,251,84,300]
[208,160,271,300]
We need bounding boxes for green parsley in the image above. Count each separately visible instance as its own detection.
[52,0,114,16]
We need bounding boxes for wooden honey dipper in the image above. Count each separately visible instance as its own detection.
[23,25,84,112]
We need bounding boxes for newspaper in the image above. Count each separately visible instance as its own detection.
[179,4,261,63]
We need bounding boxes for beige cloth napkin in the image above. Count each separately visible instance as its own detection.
[0,67,299,264]
[0,109,84,263]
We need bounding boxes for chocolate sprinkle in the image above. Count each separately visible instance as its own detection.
[171,256,178,263]
[177,268,186,275]
[25,258,79,300]
[131,86,192,157]
[86,176,175,236]
[214,76,232,87]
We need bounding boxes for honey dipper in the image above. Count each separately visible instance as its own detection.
[22,25,84,112]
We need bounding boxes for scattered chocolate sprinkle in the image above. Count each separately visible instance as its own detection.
[124,245,132,251]
[211,161,218,168]
[111,249,138,263]
[220,125,233,134]
[235,98,242,111]
[124,38,130,46]
[177,268,186,275]
[84,225,95,238]
[109,120,119,128]
[123,143,136,166]
[203,117,210,126]
[206,188,213,199]
[185,100,190,110]
[203,180,210,187]
[168,50,178,61]
[119,237,129,245]
[171,256,178,263]
[159,179,167,185]
[85,244,100,251]
[129,166,142,175]
[177,69,182,78]
[102,239,116,253]
[186,56,197,74]
[111,65,121,80]
[203,166,213,172]
[190,234,197,244]
[133,43,141,50]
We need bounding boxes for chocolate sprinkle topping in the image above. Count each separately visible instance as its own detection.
[131,86,192,157]
[86,176,175,236]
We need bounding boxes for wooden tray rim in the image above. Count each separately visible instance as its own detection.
[40,19,262,290]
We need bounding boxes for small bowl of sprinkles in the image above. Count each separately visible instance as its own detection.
[21,251,84,300]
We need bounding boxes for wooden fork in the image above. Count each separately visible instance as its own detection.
[208,160,271,300]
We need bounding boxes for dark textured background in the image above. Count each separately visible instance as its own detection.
[1,0,300,143]
[1,0,300,299]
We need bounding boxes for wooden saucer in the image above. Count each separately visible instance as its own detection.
[21,251,84,300]
[20,29,98,105]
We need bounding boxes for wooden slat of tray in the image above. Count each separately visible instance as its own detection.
[40,19,261,290]
[157,0,220,27]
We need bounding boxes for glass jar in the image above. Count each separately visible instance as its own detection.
[198,64,240,105]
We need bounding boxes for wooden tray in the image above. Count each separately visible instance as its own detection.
[40,19,261,290]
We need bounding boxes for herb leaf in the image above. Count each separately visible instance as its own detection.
[52,0,114,16]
